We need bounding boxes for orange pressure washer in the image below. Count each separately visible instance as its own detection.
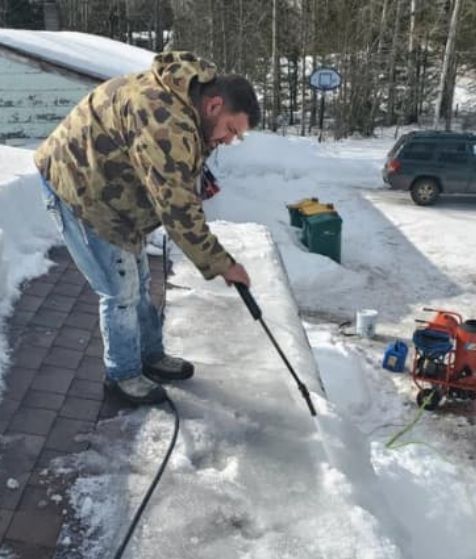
[411,308,476,410]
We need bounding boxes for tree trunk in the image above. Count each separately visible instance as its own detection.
[386,0,403,126]
[433,0,464,129]
[300,0,308,136]
[309,54,317,131]
[271,0,279,132]
[369,0,389,127]
[220,0,227,71]
[308,0,317,132]
[377,0,389,56]
[237,0,244,73]
[418,30,429,115]
[360,2,377,135]
[83,0,89,32]
[262,62,269,129]
[405,0,419,123]
[444,54,458,130]
[288,56,298,125]
[209,0,215,58]
[154,0,164,52]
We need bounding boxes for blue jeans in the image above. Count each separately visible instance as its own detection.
[39,176,164,381]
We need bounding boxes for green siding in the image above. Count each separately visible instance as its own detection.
[0,56,93,145]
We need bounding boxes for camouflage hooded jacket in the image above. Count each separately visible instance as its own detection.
[34,51,232,280]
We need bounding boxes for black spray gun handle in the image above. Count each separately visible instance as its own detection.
[234,282,262,320]
[233,281,317,417]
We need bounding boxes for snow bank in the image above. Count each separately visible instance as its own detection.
[213,132,384,188]
[205,131,471,330]
[0,146,59,392]
[306,323,476,559]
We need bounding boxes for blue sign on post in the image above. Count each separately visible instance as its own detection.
[309,67,342,141]
[309,67,342,91]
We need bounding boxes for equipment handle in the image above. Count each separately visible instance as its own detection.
[422,307,463,323]
[234,282,262,320]
[233,281,317,418]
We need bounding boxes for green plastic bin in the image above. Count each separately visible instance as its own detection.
[301,212,342,263]
[288,206,305,228]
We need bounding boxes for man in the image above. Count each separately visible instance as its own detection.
[34,51,261,406]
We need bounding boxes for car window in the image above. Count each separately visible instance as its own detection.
[437,141,469,165]
[399,141,435,161]
[388,135,409,157]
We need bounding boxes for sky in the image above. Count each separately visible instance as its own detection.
[0,29,475,559]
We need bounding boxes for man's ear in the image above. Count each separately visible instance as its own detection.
[204,95,224,117]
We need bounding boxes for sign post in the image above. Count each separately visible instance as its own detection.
[309,67,342,142]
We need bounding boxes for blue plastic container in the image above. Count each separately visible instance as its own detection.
[382,340,408,373]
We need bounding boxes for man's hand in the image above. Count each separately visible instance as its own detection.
[222,262,251,287]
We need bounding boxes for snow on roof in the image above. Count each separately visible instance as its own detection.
[0,28,155,80]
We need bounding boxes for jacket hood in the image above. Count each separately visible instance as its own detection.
[151,51,217,107]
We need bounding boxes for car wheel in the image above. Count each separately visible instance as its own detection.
[410,178,440,206]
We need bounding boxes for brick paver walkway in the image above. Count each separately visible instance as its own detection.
[0,245,164,558]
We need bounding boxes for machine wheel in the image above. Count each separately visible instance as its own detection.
[410,178,440,206]
[416,388,442,410]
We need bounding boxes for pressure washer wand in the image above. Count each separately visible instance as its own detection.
[234,282,317,417]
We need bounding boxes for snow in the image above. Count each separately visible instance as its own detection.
[5,478,19,490]
[0,29,155,79]
[306,326,476,559]
[1,123,476,556]
[455,71,476,113]
[0,146,59,394]
[49,228,407,558]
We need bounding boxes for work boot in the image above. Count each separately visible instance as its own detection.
[104,373,168,405]
[144,354,194,382]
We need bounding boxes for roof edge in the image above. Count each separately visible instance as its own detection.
[0,41,104,83]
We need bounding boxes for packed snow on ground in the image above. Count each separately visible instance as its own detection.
[1,128,476,558]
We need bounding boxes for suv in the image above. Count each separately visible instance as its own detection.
[382,131,476,205]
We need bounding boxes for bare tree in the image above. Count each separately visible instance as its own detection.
[300,0,308,136]
[154,0,163,51]
[271,0,280,131]
[44,0,476,136]
[386,0,403,126]
[405,0,419,123]
[433,0,464,129]
[308,0,318,132]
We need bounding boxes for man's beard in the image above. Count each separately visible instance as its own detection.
[200,113,218,148]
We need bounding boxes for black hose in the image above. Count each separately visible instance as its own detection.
[338,320,356,337]
[113,396,180,559]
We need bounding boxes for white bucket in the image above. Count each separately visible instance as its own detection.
[356,309,378,338]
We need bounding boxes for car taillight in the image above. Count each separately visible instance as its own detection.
[387,159,401,173]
